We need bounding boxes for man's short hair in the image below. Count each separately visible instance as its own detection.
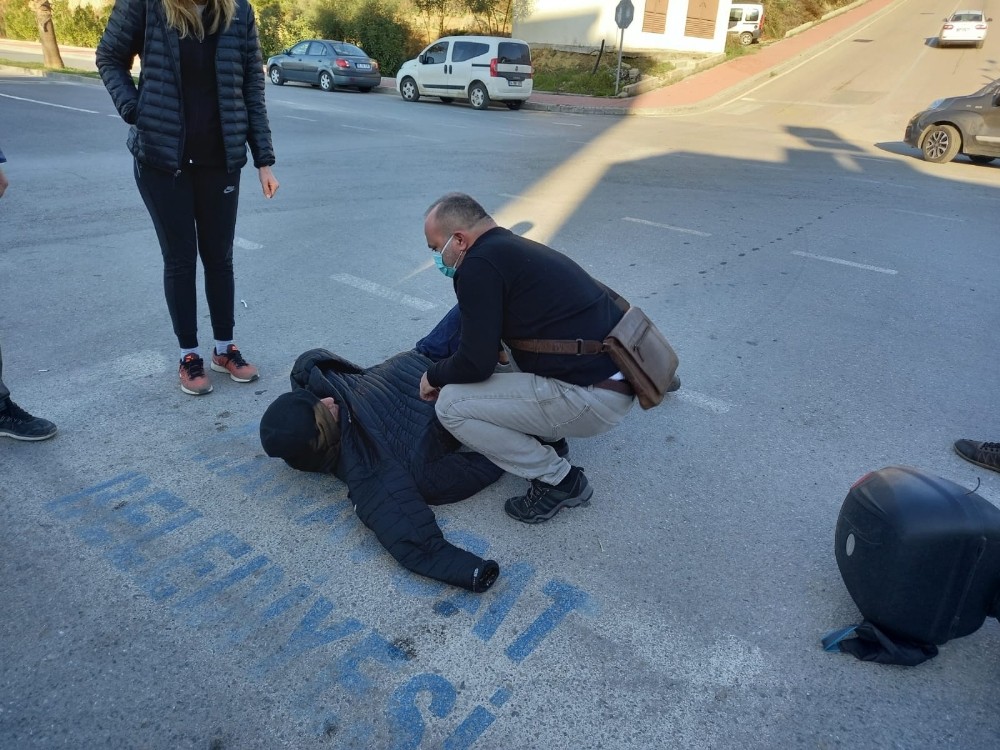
[259,390,341,473]
[426,193,489,234]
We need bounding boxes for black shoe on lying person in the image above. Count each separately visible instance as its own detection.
[504,466,592,523]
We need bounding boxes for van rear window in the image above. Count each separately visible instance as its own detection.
[453,42,490,62]
[497,42,531,65]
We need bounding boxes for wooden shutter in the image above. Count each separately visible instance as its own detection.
[684,0,719,39]
[642,0,669,34]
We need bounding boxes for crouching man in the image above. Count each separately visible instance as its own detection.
[259,308,505,592]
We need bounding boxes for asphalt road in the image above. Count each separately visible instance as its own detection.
[1,2,999,747]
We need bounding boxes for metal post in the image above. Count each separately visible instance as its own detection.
[615,28,624,96]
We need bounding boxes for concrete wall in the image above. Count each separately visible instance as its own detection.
[513,0,729,54]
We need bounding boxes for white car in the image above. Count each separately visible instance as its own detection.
[396,36,533,110]
[939,10,991,48]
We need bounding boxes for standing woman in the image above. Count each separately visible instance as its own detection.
[97,0,278,395]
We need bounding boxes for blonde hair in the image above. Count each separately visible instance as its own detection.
[162,0,236,41]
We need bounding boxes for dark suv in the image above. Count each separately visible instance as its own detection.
[904,79,1000,164]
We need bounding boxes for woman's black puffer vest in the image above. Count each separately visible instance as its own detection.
[96,0,275,173]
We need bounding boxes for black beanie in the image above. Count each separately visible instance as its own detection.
[260,390,326,471]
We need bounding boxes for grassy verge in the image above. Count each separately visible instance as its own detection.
[0,57,102,78]
[532,0,858,96]
[531,48,675,97]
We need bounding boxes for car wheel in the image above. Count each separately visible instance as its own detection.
[268,66,284,86]
[505,100,523,111]
[358,86,373,93]
[319,71,334,92]
[439,97,454,103]
[399,77,420,102]
[469,82,491,110]
[968,154,996,164]
[921,124,961,163]
[739,31,754,46]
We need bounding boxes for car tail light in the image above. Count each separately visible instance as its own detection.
[976,23,987,29]
[942,23,954,29]
[489,58,498,77]
[335,58,350,69]
[371,59,380,70]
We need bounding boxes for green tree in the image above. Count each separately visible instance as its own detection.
[461,0,511,35]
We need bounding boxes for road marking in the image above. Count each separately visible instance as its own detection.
[285,115,317,122]
[887,208,964,222]
[791,250,897,275]
[402,133,444,142]
[0,92,97,113]
[842,176,918,190]
[234,237,263,250]
[550,120,583,127]
[739,97,854,109]
[330,273,437,311]
[341,124,379,132]
[623,216,711,237]
[675,390,731,414]
[499,192,535,201]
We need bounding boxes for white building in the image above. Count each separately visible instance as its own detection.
[513,0,730,54]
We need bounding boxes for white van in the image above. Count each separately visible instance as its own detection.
[396,36,533,110]
[728,3,765,45]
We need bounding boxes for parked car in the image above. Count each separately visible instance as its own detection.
[266,40,380,92]
[728,3,765,46]
[904,78,1000,164]
[395,36,533,110]
[938,10,991,48]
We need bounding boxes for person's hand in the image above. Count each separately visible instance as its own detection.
[258,165,278,198]
[419,372,440,402]
[0,167,8,199]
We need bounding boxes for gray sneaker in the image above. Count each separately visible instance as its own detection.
[0,401,57,441]
[954,439,1000,474]
[504,466,592,523]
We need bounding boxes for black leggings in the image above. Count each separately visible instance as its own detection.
[134,160,240,350]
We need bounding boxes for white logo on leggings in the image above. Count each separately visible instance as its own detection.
[224,185,235,194]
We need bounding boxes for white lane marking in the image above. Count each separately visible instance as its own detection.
[331,273,437,311]
[550,120,584,127]
[341,124,379,132]
[887,208,964,222]
[675,390,731,414]
[234,237,263,250]
[285,115,317,122]
[738,97,853,109]
[623,216,711,237]
[0,92,97,113]
[791,250,897,275]
[403,134,444,142]
[499,192,534,201]
[842,176,918,190]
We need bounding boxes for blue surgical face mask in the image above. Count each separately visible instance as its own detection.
[432,235,457,278]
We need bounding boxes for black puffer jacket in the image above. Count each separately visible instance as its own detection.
[96,0,274,173]
[291,348,505,592]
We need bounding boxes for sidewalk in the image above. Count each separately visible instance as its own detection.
[509,0,898,115]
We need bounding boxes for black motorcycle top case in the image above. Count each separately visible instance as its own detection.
[835,465,1000,645]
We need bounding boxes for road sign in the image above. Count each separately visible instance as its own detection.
[615,0,635,30]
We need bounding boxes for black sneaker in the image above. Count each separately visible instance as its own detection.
[0,400,57,441]
[533,436,569,458]
[954,439,1000,474]
[504,466,593,524]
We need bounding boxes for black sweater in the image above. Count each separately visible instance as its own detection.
[427,227,623,388]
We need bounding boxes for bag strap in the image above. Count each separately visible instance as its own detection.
[505,283,630,355]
